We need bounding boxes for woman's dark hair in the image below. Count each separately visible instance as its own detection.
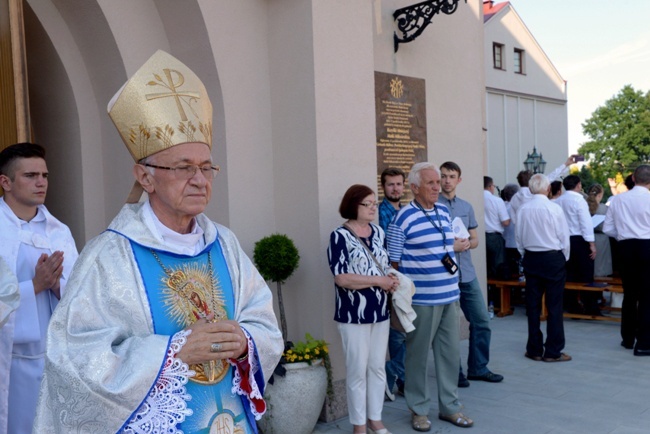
[550,180,563,197]
[339,184,374,220]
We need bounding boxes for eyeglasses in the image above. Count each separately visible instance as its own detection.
[144,163,221,180]
[359,201,379,208]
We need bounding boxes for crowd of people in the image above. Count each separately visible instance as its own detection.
[326,157,650,433]
[1,50,648,434]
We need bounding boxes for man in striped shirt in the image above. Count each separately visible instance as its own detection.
[387,162,473,431]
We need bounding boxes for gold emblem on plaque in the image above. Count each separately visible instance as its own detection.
[390,77,404,99]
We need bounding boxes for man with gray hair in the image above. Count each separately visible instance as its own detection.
[387,162,473,430]
[516,174,571,363]
[603,165,650,355]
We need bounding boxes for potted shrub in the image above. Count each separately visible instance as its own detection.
[253,234,331,434]
[253,233,300,344]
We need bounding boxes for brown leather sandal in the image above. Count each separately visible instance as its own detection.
[543,352,572,362]
[411,414,431,432]
[438,412,474,428]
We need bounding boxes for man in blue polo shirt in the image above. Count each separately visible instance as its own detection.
[387,162,473,431]
[378,167,406,400]
[439,162,503,388]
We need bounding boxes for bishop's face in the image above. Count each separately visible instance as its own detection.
[143,142,214,232]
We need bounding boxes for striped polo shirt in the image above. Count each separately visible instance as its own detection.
[386,201,460,306]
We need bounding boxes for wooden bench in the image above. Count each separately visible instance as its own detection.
[487,279,525,318]
[487,278,623,322]
[561,281,623,322]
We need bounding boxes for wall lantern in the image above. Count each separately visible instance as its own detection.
[523,146,547,174]
[393,0,466,52]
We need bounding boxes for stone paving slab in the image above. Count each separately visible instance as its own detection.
[313,307,648,434]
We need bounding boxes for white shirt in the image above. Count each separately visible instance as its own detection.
[555,190,595,242]
[483,190,509,234]
[509,164,569,224]
[503,202,517,248]
[515,194,570,260]
[603,185,650,241]
[509,187,532,225]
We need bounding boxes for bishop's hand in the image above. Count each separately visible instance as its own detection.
[177,315,247,365]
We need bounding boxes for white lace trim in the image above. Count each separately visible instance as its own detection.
[122,330,194,434]
[228,330,265,420]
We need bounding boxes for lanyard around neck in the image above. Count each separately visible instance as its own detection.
[413,200,448,249]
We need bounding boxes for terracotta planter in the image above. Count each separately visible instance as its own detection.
[258,359,327,434]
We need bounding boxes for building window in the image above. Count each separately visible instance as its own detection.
[514,48,525,74]
[493,43,504,70]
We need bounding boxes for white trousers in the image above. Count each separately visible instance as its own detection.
[337,320,390,425]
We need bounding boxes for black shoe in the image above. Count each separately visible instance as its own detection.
[396,379,405,396]
[633,348,650,356]
[458,373,470,388]
[467,371,504,383]
[621,341,634,350]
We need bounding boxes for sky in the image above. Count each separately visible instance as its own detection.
[510,0,650,154]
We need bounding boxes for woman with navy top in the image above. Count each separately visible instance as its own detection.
[327,184,398,434]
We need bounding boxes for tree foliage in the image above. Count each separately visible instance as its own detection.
[578,85,650,180]
[253,233,300,344]
[253,234,300,284]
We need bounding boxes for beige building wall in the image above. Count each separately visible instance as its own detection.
[484,2,568,188]
[376,0,487,294]
[20,0,487,418]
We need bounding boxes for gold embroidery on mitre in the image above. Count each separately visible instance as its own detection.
[145,68,200,122]
[108,50,213,162]
[159,262,228,385]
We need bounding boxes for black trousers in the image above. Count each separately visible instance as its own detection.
[618,239,650,350]
[523,250,567,358]
[486,232,506,279]
[565,235,599,314]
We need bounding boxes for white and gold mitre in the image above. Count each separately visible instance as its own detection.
[108,50,213,162]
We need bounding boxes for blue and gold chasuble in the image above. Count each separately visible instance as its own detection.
[131,240,255,434]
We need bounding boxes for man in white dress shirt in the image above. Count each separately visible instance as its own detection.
[555,175,598,315]
[603,165,650,355]
[483,176,510,279]
[516,174,571,363]
[509,156,574,224]
[0,143,78,434]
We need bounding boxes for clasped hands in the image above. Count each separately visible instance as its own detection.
[378,274,400,294]
[33,251,64,298]
[177,314,247,365]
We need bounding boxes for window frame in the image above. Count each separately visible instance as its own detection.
[493,43,505,70]
[514,48,525,74]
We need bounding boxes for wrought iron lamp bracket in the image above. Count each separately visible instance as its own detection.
[393,0,465,52]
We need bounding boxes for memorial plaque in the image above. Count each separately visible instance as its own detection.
[375,71,427,198]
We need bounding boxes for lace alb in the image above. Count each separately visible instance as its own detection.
[123,330,194,434]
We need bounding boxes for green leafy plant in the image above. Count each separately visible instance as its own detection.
[283,333,328,363]
[253,236,334,412]
[253,233,300,344]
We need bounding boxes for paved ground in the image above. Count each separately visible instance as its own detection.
[313,306,650,434]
